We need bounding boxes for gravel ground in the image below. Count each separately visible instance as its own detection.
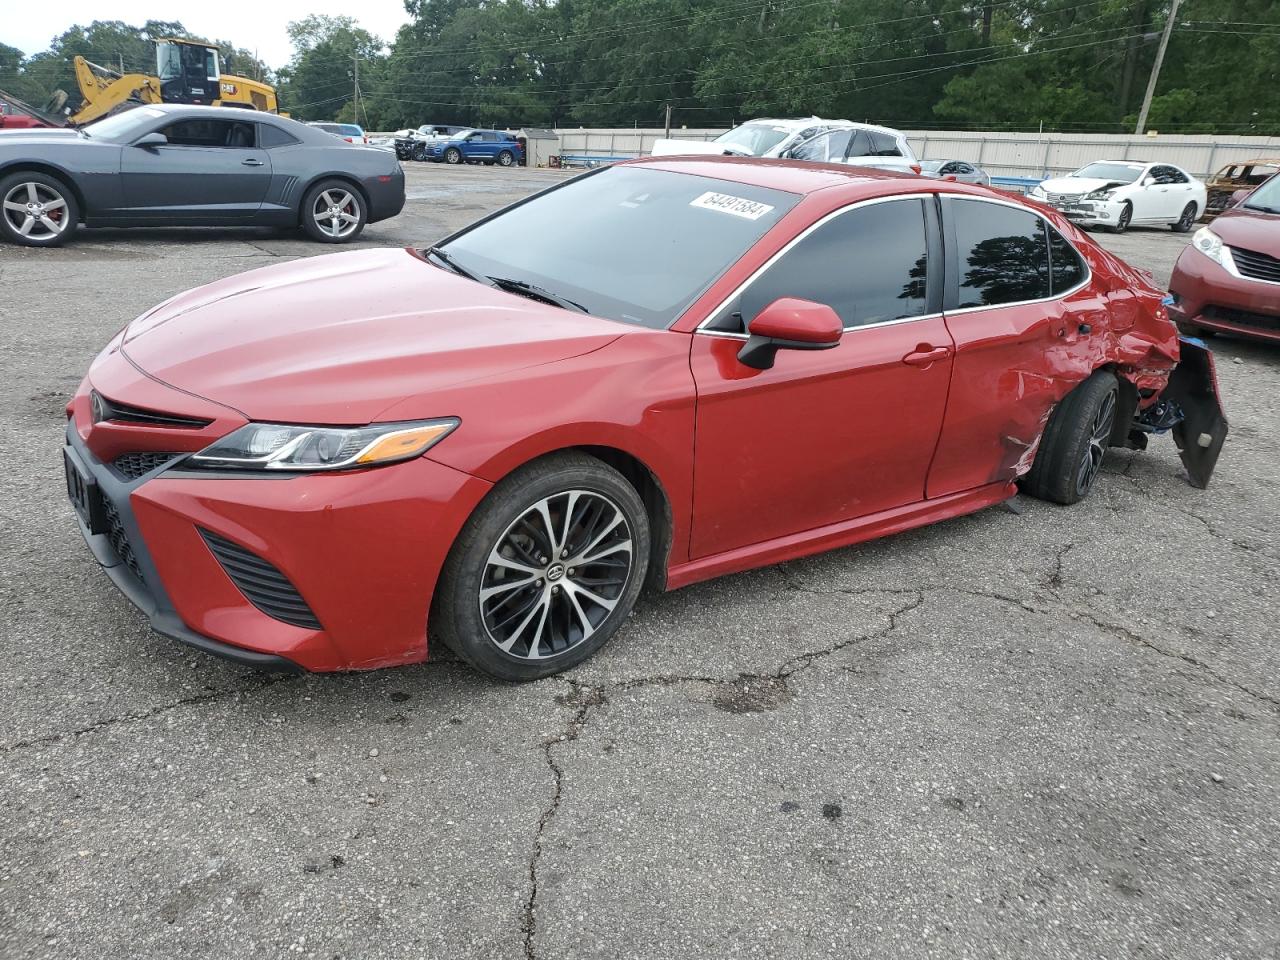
[2,163,1278,960]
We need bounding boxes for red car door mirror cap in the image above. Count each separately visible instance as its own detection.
[747,297,843,345]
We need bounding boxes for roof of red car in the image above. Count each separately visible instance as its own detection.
[624,155,917,195]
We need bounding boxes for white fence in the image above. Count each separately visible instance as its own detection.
[551,127,1280,180]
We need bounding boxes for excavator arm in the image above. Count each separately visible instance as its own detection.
[66,56,162,126]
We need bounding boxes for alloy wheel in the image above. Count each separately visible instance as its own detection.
[498,151,513,167]
[1177,204,1195,231]
[311,189,361,240]
[1117,204,1131,232]
[1075,389,1116,497]
[479,490,634,661]
[2,181,69,241]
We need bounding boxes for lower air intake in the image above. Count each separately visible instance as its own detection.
[199,530,323,630]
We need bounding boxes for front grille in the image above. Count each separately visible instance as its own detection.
[112,451,181,481]
[199,530,323,630]
[92,391,213,429]
[1046,192,1084,205]
[101,496,144,583]
[1229,245,1280,283]
[1203,305,1280,333]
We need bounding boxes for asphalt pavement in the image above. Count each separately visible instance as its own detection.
[2,162,1278,959]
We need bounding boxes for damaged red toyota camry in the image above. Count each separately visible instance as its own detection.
[63,158,1227,680]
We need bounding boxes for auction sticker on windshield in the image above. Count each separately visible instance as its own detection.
[690,192,775,220]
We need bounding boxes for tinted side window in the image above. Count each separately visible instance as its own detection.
[733,199,929,329]
[952,199,1050,307]
[869,131,901,157]
[259,123,300,148]
[1048,225,1086,294]
[793,130,849,163]
[846,130,871,158]
[162,119,256,147]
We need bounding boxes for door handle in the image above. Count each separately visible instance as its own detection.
[902,345,951,367]
[242,158,264,166]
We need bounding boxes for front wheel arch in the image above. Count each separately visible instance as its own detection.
[0,162,86,221]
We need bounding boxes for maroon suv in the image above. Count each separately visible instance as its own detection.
[1170,175,1280,343]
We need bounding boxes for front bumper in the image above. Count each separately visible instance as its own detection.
[65,420,492,672]
[1168,246,1280,343]
[1034,194,1124,226]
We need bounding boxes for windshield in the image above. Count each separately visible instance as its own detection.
[1071,162,1145,183]
[714,122,793,156]
[82,107,167,142]
[439,167,799,327]
[1243,175,1280,212]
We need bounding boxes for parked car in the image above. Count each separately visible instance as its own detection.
[918,158,991,186]
[784,122,920,174]
[63,157,1225,679]
[0,105,405,247]
[649,117,849,159]
[308,122,369,145]
[1201,158,1280,222]
[395,124,469,161]
[1169,173,1280,343]
[425,128,524,166]
[1,100,48,130]
[1028,160,1206,233]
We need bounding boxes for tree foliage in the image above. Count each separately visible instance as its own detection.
[4,2,1278,132]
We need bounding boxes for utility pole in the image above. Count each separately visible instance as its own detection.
[1134,0,1180,134]
[352,56,361,126]
[664,102,672,139]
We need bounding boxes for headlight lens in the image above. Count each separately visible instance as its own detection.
[1191,226,1228,266]
[1029,185,1046,198]
[187,418,459,472]
[1085,188,1114,201]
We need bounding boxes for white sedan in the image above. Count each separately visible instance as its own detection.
[1029,160,1206,233]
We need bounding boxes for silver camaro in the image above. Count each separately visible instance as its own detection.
[0,104,405,247]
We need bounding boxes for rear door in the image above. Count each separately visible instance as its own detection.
[120,116,271,221]
[926,196,1105,497]
[689,195,954,558]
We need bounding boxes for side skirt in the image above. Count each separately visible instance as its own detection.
[666,480,1016,591]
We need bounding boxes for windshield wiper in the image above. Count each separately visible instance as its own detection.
[424,245,488,284]
[488,276,588,313]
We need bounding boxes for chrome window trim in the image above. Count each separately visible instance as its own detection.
[694,194,936,336]
[941,193,1093,313]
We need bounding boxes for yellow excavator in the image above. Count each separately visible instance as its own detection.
[55,38,282,126]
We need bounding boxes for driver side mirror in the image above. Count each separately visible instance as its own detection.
[134,132,168,148]
[737,298,843,370]
[1142,175,1156,187]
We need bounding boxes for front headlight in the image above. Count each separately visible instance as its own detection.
[187,418,459,472]
[1029,185,1046,198]
[1191,226,1230,267]
[1085,188,1114,201]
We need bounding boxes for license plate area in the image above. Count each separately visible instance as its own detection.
[63,447,107,535]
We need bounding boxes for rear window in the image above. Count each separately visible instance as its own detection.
[440,167,800,328]
[337,125,363,137]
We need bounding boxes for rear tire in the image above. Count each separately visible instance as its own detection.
[0,171,79,247]
[432,452,650,682]
[1020,372,1119,506]
[299,179,366,243]
[496,150,515,167]
[1171,202,1197,232]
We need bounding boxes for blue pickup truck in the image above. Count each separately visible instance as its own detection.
[426,129,525,167]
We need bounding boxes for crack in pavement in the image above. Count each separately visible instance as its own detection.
[0,673,302,753]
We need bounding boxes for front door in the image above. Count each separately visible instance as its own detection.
[120,116,271,221]
[689,196,954,559]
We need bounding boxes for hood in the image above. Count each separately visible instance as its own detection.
[650,139,746,158]
[119,248,629,424]
[1038,176,1128,194]
[0,128,80,144]
[1211,207,1280,257]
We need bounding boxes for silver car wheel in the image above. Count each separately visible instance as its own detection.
[479,490,634,661]
[1075,389,1116,497]
[3,181,69,241]
[311,189,361,240]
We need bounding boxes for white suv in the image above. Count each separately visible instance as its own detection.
[784,123,919,173]
[650,118,854,159]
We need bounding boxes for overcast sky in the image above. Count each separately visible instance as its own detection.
[6,0,411,68]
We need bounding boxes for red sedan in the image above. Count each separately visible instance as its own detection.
[63,158,1227,680]
[1169,173,1280,343]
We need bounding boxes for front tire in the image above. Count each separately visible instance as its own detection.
[1020,372,1119,505]
[410,142,426,162]
[0,171,79,247]
[300,179,366,243]
[433,453,650,681]
[1111,202,1132,234]
[444,147,462,165]
[1171,202,1197,232]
